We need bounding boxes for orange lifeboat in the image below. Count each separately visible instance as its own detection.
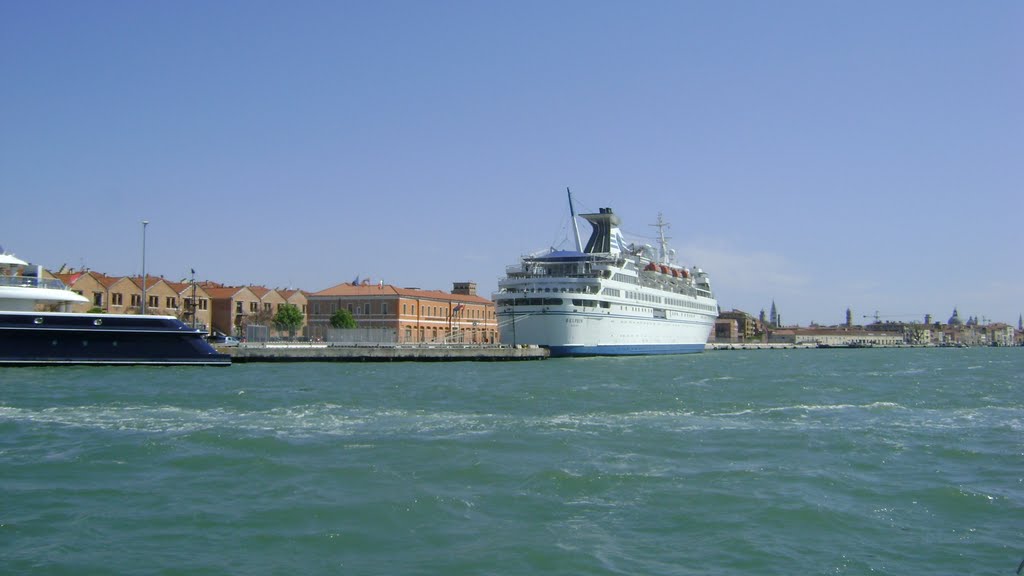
[645,262,657,271]
[659,265,670,274]
[681,269,691,278]
[671,268,680,278]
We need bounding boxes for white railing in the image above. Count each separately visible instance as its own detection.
[0,276,70,290]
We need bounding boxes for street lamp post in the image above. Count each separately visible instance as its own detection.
[191,268,197,329]
[141,220,149,314]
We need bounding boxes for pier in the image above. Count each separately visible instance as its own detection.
[222,343,549,362]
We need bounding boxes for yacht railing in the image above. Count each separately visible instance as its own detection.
[0,276,70,290]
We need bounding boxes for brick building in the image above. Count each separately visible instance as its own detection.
[307,281,497,344]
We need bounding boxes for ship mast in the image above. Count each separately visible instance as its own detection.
[650,213,671,264]
[567,187,583,252]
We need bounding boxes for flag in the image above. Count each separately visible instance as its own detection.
[453,303,464,313]
[352,275,360,285]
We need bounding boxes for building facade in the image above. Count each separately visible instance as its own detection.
[307,282,497,344]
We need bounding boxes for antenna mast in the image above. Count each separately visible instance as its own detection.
[567,187,583,252]
[650,213,671,263]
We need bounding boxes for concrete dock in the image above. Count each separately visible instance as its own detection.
[222,343,549,362]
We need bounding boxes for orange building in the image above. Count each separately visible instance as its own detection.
[206,286,261,337]
[307,281,497,344]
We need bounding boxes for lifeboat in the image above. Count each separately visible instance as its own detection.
[660,265,670,274]
[644,262,658,272]
[681,269,691,278]
[671,269,680,278]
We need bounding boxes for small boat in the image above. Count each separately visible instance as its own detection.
[0,251,230,366]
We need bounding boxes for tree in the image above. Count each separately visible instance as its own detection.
[329,308,356,329]
[273,303,305,337]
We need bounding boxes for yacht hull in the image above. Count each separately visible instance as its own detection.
[0,312,231,366]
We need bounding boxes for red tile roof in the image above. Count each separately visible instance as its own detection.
[312,282,492,304]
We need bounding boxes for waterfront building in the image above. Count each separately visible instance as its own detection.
[206,286,262,338]
[773,328,905,347]
[306,281,497,344]
[278,289,309,337]
[166,280,213,332]
[54,270,119,312]
[717,309,761,342]
[241,286,309,339]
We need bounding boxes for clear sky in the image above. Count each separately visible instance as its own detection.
[2,1,1021,326]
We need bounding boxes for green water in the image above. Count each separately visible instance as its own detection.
[2,348,1021,574]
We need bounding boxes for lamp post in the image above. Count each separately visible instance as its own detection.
[141,220,149,314]
[190,268,197,329]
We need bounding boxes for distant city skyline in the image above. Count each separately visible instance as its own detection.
[2,1,1020,326]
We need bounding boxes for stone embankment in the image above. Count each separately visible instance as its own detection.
[222,343,549,362]
[706,343,818,351]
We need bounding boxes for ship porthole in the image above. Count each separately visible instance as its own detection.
[94,319,103,326]
[82,341,88,347]
[34,317,43,324]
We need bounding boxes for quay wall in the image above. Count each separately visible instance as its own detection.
[223,343,549,362]
[706,343,941,351]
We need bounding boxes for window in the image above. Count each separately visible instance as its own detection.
[236,302,243,313]
[166,297,177,308]
[249,302,258,312]
[148,295,159,308]
[93,292,103,306]
[131,294,141,307]
[382,303,388,315]
[199,298,208,310]
[264,303,271,312]
[112,293,123,306]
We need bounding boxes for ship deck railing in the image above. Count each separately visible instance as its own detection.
[0,276,71,290]
[504,271,604,280]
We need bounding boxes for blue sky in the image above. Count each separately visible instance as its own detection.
[2,1,1021,326]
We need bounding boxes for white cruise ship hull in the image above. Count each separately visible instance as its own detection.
[498,304,713,356]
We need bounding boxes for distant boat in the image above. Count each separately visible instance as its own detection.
[0,251,230,366]
[493,193,718,356]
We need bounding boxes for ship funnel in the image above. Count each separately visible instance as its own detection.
[580,209,625,255]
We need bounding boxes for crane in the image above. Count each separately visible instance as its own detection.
[863,311,924,324]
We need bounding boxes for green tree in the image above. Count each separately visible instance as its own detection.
[329,308,356,329]
[273,303,305,337]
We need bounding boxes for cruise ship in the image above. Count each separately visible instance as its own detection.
[0,251,230,366]
[494,198,718,356]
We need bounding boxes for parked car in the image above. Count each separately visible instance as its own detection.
[208,334,240,347]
